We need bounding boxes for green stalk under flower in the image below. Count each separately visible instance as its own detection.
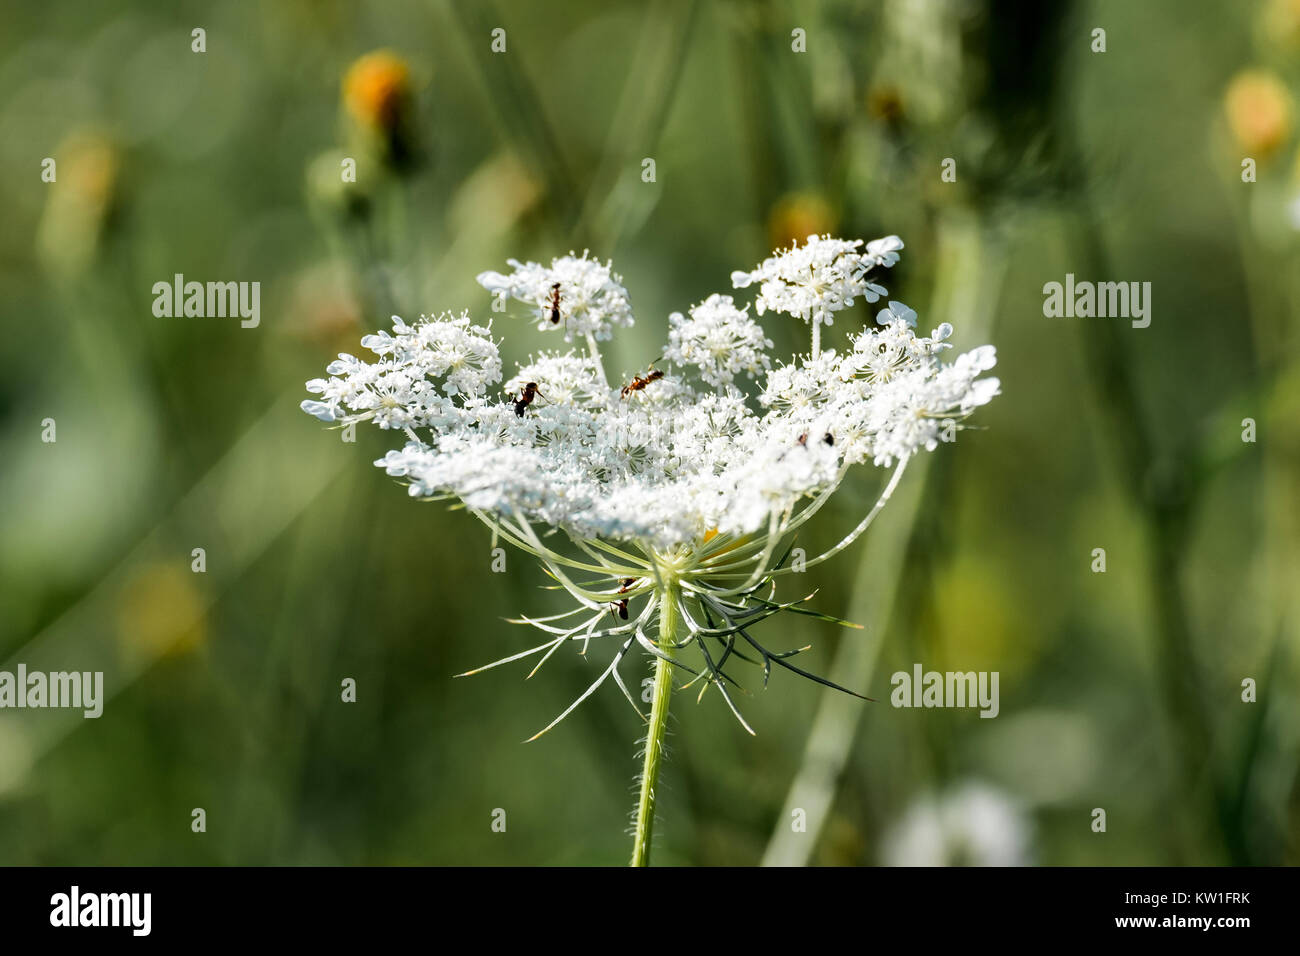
[631,584,678,866]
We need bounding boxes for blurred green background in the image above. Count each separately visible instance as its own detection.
[2,0,1299,866]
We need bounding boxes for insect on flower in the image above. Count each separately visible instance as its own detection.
[547,282,562,325]
[796,431,834,446]
[512,381,544,417]
[608,577,639,621]
[620,361,665,399]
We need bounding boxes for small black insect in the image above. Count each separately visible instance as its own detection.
[513,382,543,417]
[547,283,562,325]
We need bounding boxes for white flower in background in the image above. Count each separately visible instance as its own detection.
[303,236,999,741]
[476,250,635,346]
[663,294,773,389]
[882,783,1032,867]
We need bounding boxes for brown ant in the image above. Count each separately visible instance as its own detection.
[546,282,562,325]
[513,382,544,417]
[609,577,638,621]
[620,362,665,399]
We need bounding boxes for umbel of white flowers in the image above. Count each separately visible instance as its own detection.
[301,235,999,739]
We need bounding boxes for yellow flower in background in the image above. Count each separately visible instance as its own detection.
[767,191,837,253]
[1224,70,1293,159]
[342,49,420,173]
[343,49,412,132]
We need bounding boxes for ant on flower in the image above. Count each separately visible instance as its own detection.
[609,577,638,621]
[512,382,545,417]
[620,362,665,399]
[546,282,562,325]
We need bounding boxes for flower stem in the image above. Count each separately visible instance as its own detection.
[631,589,676,866]
[585,330,609,386]
[810,319,821,360]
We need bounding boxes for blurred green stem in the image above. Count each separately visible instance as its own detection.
[342,210,399,318]
[1068,200,1236,862]
[632,586,678,866]
[1217,206,1297,863]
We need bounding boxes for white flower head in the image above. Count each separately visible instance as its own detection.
[663,294,774,389]
[760,349,847,413]
[841,301,954,389]
[476,251,634,343]
[730,233,902,327]
[504,350,608,409]
[307,240,994,558]
[302,311,501,429]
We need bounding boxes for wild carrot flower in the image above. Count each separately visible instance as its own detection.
[302,235,1000,864]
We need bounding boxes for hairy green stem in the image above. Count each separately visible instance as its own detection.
[631,589,677,866]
